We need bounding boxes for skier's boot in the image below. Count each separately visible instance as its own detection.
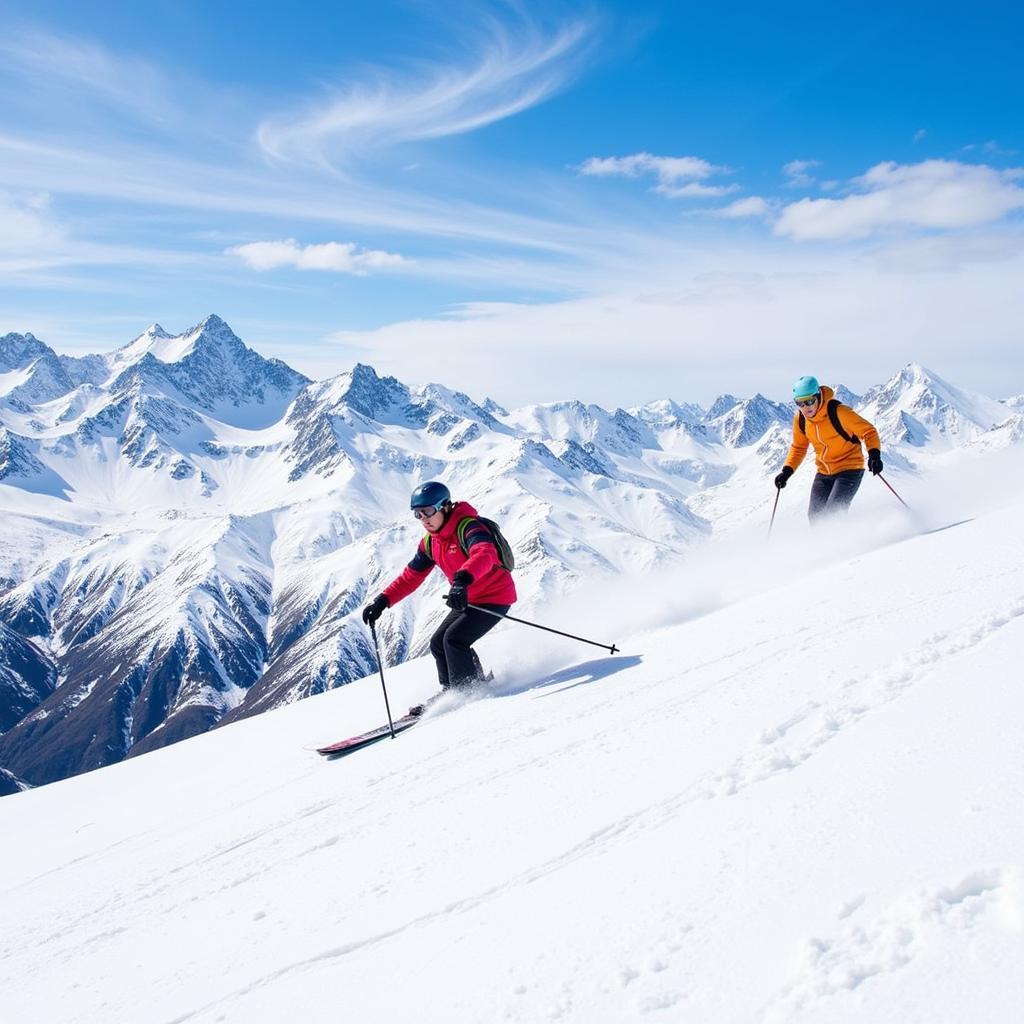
[408,691,446,717]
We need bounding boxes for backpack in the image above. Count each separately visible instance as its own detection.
[424,515,515,571]
[798,398,859,444]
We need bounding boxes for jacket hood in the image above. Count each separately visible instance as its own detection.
[806,384,835,420]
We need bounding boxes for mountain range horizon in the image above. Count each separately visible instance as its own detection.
[2,314,1022,794]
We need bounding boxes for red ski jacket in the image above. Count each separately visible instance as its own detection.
[383,501,517,608]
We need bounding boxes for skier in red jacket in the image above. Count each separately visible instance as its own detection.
[362,481,516,690]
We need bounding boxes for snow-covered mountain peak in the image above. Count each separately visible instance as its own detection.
[708,392,791,448]
[500,399,654,456]
[834,384,862,408]
[114,324,188,368]
[114,315,241,368]
[481,396,509,417]
[0,333,76,408]
[417,382,503,431]
[706,393,739,420]
[177,313,243,356]
[101,316,310,428]
[0,332,50,370]
[860,362,1009,447]
[632,398,706,430]
[308,363,416,426]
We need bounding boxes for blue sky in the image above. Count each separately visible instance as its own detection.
[1,0,1022,405]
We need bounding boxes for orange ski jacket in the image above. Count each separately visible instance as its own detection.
[783,386,881,476]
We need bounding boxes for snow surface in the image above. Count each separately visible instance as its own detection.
[2,456,1022,1023]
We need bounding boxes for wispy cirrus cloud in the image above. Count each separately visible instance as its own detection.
[0,29,180,131]
[0,191,65,251]
[775,160,1024,241]
[257,15,596,167]
[229,239,408,274]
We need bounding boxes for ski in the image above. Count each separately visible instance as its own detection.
[316,713,420,757]
[316,682,485,758]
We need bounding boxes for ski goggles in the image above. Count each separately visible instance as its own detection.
[794,395,820,408]
[412,505,440,520]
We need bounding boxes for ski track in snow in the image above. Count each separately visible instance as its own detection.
[707,594,1024,800]
[126,593,1024,1024]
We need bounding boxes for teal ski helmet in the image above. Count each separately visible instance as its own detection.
[410,481,450,510]
[792,375,820,400]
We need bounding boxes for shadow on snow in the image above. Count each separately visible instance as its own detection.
[493,654,644,701]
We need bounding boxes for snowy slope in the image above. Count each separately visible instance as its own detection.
[1,460,1022,1024]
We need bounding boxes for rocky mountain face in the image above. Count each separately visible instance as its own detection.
[0,320,1017,792]
[0,429,48,482]
[0,623,55,733]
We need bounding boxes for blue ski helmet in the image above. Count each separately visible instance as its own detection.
[410,481,451,510]
[792,375,820,400]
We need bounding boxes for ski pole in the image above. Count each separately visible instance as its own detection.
[467,603,619,654]
[877,473,911,510]
[768,487,781,538]
[369,622,396,739]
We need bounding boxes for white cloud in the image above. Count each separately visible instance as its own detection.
[913,128,927,143]
[229,239,407,275]
[580,153,723,184]
[782,159,819,188]
[578,151,736,201]
[775,160,1024,241]
[327,245,1024,407]
[714,196,771,219]
[655,181,740,199]
[257,17,594,166]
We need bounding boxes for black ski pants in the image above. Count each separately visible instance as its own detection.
[429,603,510,689]
[808,468,864,522]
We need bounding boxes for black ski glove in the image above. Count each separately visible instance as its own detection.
[444,571,473,612]
[867,449,883,476]
[361,594,389,626]
[774,466,794,489]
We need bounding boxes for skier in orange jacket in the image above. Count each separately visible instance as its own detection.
[774,375,883,521]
